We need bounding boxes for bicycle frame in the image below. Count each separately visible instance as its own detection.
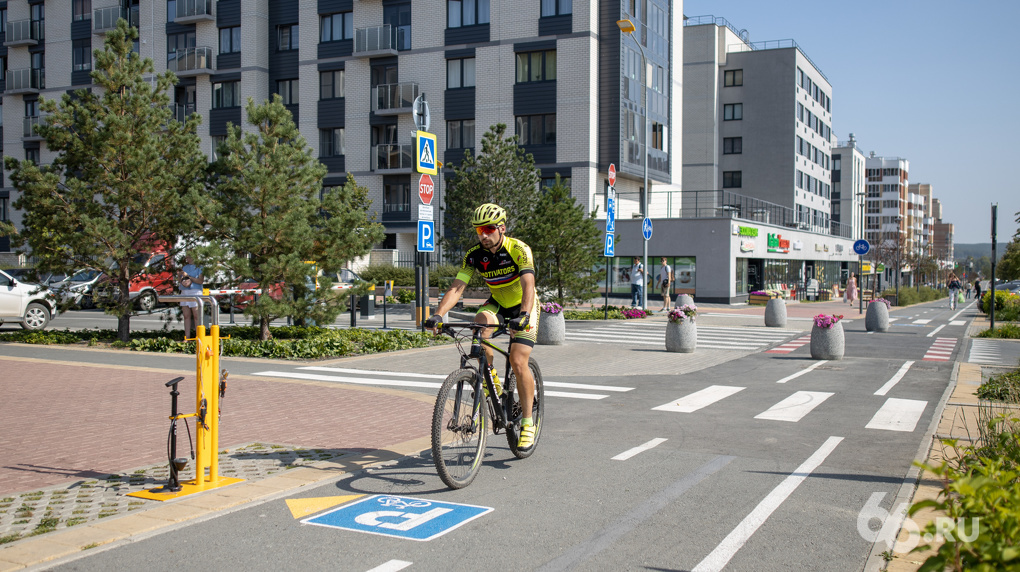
[441,322,518,435]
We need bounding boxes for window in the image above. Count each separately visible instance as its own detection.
[541,175,571,189]
[515,114,556,145]
[515,50,556,83]
[31,52,43,71]
[212,81,240,108]
[276,80,298,105]
[0,197,7,222]
[25,100,38,118]
[447,119,474,149]
[219,27,240,54]
[211,135,226,162]
[72,39,92,71]
[448,0,490,27]
[278,24,299,51]
[320,128,345,157]
[319,70,344,100]
[384,3,411,51]
[167,31,196,64]
[650,122,666,151]
[723,171,742,188]
[31,4,44,24]
[447,57,475,88]
[384,180,410,213]
[167,0,175,23]
[26,148,39,165]
[723,103,742,121]
[541,0,572,16]
[723,137,742,154]
[320,12,353,42]
[73,0,91,21]
[724,69,742,87]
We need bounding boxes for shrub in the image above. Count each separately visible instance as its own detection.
[976,323,1020,340]
[977,370,1020,402]
[358,265,416,287]
[395,288,417,304]
[981,291,1020,320]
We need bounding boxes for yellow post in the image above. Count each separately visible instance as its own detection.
[209,322,220,481]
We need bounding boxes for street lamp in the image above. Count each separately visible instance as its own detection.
[617,18,649,310]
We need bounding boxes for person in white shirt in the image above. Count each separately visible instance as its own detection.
[630,257,644,308]
[658,257,673,312]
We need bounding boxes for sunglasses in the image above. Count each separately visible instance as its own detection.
[475,224,501,235]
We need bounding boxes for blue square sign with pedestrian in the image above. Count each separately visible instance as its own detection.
[302,495,492,541]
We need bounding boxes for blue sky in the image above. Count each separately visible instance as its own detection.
[681,0,1019,245]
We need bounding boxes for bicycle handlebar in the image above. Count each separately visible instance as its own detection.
[436,321,509,338]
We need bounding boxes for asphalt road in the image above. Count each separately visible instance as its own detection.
[36,300,970,572]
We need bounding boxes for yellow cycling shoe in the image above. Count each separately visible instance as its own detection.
[517,423,537,450]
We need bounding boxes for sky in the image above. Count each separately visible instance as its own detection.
[681,0,1019,245]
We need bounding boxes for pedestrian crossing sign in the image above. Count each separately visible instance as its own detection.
[416,131,438,175]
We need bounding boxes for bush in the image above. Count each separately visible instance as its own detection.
[358,264,484,289]
[880,285,943,306]
[563,304,631,320]
[977,369,1020,402]
[977,323,1020,339]
[981,290,1020,320]
[395,288,417,304]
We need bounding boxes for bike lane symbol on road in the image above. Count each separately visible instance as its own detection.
[302,495,493,541]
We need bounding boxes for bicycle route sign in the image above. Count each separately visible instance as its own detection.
[302,495,492,541]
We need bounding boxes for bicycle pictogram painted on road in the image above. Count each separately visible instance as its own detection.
[302,494,492,541]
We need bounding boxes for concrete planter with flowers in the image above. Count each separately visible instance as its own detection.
[665,303,698,353]
[536,302,565,345]
[810,313,845,360]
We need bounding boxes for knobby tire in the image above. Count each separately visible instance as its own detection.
[506,357,544,459]
[431,369,487,489]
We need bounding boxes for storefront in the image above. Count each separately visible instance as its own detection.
[604,218,857,304]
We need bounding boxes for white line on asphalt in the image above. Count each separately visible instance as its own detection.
[545,391,609,400]
[775,361,827,384]
[950,320,966,326]
[949,303,971,321]
[366,560,413,572]
[754,391,834,422]
[253,371,443,389]
[926,324,946,338]
[866,398,927,432]
[692,436,844,572]
[874,361,915,396]
[653,385,745,413]
[545,381,634,392]
[300,366,446,379]
[612,438,668,461]
[912,319,931,324]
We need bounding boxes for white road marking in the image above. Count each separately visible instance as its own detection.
[912,319,931,325]
[653,385,745,413]
[367,560,413,572]
[950,320,966,326]
[866,398,927,432]
[253,371,442,389]
[775,361,827,384]
[612,438,668,461]
[754,391,834,422]
[545,391,609,400]
[874,361,915,396]
[301,366,446,378]
[926,324,945,338]
[692,436,844,572]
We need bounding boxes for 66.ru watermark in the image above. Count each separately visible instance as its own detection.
[857,492,979,553]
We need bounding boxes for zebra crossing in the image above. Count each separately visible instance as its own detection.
[968,339,1020,367]
[563,322,800,351]
[250,366,635,401]
[653,385,927,432]
[923,338,957,361]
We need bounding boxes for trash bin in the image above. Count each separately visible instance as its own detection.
[360,293,375,318]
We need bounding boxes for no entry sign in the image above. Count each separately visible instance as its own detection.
[418,174,434,205]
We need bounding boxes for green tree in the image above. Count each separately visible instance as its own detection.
[996,210,1020,280]
[4,21,209,341]
[207,95,383,340]
[442,123,541,259]
[524,175,602,305]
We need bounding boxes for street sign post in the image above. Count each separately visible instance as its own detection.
[418,173,434,205]
[606,196,616,233]
[608,163,616,187]
[853,239,870,256]
[642,218,653,240]
[604,233,614,257]
[412,94,431,132]
[415,131,438,175]
[417,221,435,253]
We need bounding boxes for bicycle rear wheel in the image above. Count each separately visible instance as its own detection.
[432,368,488,489]
[507,357,544,459]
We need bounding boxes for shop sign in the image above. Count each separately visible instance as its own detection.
[835,244,844,253]
[767,233,790,254]
[814,244,823,252]
[740,239,756,252]
[792,240,804,251]
[737,226,758,237]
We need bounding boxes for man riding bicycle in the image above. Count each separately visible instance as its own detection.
[425,203,541,450]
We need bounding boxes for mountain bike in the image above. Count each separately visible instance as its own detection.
[430,320,544,489]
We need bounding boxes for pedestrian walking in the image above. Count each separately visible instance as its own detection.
[845,273,858,305]
[947,272,962,310]
[974,280,982,305]
[630,257,644,308]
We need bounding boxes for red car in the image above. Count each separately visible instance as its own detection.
[217,269,359,311]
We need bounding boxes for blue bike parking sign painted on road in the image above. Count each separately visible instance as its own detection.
[303,495,492,541]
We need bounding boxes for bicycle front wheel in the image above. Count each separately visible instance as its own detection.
[507,357,544,459]
[432,368,488,489]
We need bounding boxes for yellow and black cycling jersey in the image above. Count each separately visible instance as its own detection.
[455,236,535,308]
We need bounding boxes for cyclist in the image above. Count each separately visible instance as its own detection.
[425,203,541,450]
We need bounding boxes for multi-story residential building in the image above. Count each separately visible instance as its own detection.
[0,0,680,267]
[830,133,866,241]
[864,154,911,286]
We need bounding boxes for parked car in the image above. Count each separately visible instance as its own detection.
[219,268,360,311]
[93,247,176,312]
[0,269,57,330]
[51,269,105,309]
[1,268,67,285]
[993,280,1020,294]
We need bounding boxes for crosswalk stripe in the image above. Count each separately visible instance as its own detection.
[300,366,446,379]
[653,385,745,413]
[253,370,442,389]
[866,398,927,432]
[754,391,834,422]
[950,320,966,326]
[874,361,915,396]
[913,319,931,324]
[776,361,827,384]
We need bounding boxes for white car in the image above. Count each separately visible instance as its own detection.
[52,268,105,309]
[0,269,56,330]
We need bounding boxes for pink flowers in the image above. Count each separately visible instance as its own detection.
[668,304,698,324]
[622,308,647,319]
[813,314,843,328]
[873,298,892,309]
[541,302,563,314]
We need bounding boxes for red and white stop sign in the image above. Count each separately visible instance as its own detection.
[608,164,616,187]
[418,174,434,205]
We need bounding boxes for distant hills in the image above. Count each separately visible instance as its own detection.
[954,243,1008,260]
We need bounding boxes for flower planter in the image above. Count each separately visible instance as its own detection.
[764,298,787,328]
[665,320,697,353]
[865,301,890,332]
[810,322,845,360]
[536,311,565,345]
[676,294,694,308]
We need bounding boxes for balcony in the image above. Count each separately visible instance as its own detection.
[354,25,398,57]
[5,19,44,47]
[6,68,45,94]
[371,144,414,173]
[167,47,214,77]
[94,6,139,34]
[23,116,46,140]
[372,82,419,115]
[174,103,196,123]
[174,0,215,24]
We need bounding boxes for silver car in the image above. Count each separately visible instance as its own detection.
[0,269,56,330]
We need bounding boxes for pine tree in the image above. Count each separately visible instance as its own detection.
[443,123,541,259]
[4,21,209,341]
[207,95,383,340]
[525,175,603,305]
[997,210,1020,280]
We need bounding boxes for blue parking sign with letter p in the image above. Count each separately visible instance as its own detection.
[417,220,435,252]
[302,495,492,541]
[604,233,614,257]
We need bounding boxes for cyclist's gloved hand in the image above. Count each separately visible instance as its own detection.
[507,312,530,332]
[424,314,443,331]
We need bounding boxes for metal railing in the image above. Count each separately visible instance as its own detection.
[6,68,45,91]
[6,19,44,43]
[372,82,419,113]
[355,25,394,53]
[371,144,414,170]
[174,103,196,123]
[94,6,139,32]
[176,0,214,19]
[167,47,214,74]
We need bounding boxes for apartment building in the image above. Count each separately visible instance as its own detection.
[0,0,681,265]
[830,133,866,241]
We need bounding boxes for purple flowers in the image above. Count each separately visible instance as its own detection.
[541,302,563,314]
[622,308,647,319]
[873,298,892,309]
[668,304,698,324]
[813,314,843,329]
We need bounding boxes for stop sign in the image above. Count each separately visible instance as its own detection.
[608,163,616,187]
[418,174,434,205]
